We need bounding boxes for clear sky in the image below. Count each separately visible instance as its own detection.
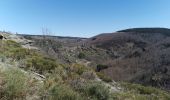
[0,0,170,37]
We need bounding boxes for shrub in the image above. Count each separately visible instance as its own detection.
[70,63,89,75]
[118,82,170,100]
[81,71,96,80]
[0,40,20,54]
[26,56,59,73]
[43,83,82,100]
[96,64,109,72]
[84,81,111,100]
[1,40,33,60]
[5,40,21,48]
[96,72,112,82]
[0,55,6,62]
[2,69,29,99]
[112,92,158,100]
[6,48,30,60]
[78,52,86,59]
[68,79,112,100]
[121,82,158,95]
[69,78,86,92]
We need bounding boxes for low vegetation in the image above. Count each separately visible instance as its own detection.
[42,83,82,100]
[26,56,59,73]
[78,52,86,59]
[96,72,112,82]
[0,68,39,100]
[112,82,170,100]
[96,64,109,72]
[0,39,114,100]
[0,33,170,100]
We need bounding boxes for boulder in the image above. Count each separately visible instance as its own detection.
[0,34,6,40]
[0,35,3,39]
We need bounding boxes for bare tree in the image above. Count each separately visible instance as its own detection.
[42,28,52,39]
[41,28,53,46]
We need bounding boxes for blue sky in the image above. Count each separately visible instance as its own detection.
[0,0,170,37]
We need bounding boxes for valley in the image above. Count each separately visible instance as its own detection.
[0,28,170,100]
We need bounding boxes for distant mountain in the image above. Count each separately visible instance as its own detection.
[118,28,170,36]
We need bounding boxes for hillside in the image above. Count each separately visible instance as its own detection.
[1,28,170,100]
[118,28,170,36]
[1,32,122,100]
[83,28,170,91]
[21,28,170,91]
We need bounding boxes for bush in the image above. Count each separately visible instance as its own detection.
[26,56,59,73]
[0,40,33,60]
[4,40,21,48]
[2,69,29,99]
[121,82,158,95]
[78,52,86,59]
[43,83,82,100]
[69,80,112,100]
[6,48,30,60]
[96,72,112,82]
[70,63,89,75]
[81,71,96,80]
[84,81,111,100]
[117,82,170,100]
[73,81,111,100]
[96,64,109,72]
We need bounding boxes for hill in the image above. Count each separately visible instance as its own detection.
[20,28,170,92]
[118,28,170,36]
[1,32,122,100]
[1,28,168,99]
[82,28,170,90]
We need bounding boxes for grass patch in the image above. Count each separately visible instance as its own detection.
[0,40,32,60]
[0,68,29,99]
[112,82,170,100]
[70,63,90,75]
[81,81,111,100]
[96,72,112,82]
[26,56,59,73]
[44,84,82,100]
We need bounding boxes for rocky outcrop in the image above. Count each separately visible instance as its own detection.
[0,34,6,40]
[0,35,3,39]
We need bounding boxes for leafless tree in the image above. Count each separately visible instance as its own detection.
[42,28,52,39]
